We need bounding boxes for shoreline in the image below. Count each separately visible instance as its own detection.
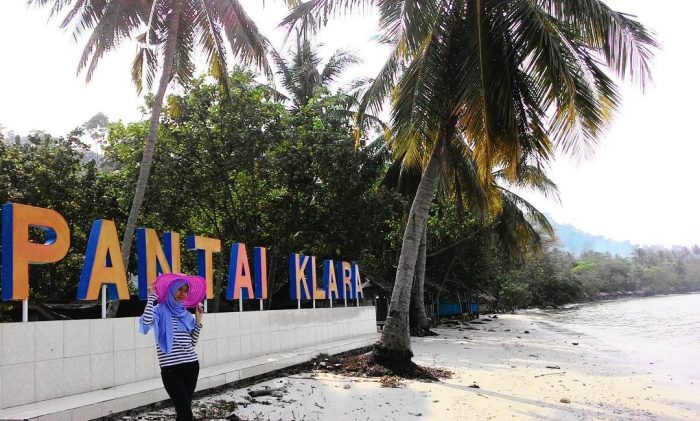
[138,313,700,420]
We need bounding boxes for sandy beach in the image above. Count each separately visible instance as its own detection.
[138,313,700,420]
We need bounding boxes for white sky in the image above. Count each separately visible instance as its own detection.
[0,1,697,248]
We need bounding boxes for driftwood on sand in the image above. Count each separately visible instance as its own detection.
[247,387,287,397]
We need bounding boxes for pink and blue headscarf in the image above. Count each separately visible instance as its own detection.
[139,279,196,353]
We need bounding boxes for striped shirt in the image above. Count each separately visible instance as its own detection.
[141,293,202,367]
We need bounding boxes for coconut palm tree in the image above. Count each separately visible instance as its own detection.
[387,149,559,335]
[271,31,388,141]
[285,0,657,367]
[272,31,359,110]
[31,0,297,314]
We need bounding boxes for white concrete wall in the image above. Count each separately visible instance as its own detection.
[0,306,376,409]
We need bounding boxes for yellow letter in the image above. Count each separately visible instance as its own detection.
[1,203,70,300]
[187,235,221,299]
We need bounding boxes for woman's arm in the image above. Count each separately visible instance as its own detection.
[139,292,158,333]
[190,322,202,346]
[190,304,204,345]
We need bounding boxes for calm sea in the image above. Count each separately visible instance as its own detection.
[526,294,700,385]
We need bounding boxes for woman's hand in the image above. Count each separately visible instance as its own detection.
[146,284,157,304]
[195,303,204,325]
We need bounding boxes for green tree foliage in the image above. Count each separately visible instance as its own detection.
[3,72,697,320]
[0,131,123,301]
[494,246,700,309]
[104,70,405,307]
[32,1,285,319]
[425,199,505,295]
[574,251,635,297]
[498,277,533,309]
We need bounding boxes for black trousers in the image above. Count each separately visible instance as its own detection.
[160,361,200,421]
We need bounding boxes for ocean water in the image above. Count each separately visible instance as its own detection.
[527,294,700,385]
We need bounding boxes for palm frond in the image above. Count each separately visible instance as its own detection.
[75,0,146,81]
[320,49,359,84]
[27,0,74,16]
[265,0,302,7]
[271,48,293,91]
[353,38,406,144]
[389,25,449,168]
[172,2,196,86]
[540,0,658,88]
[280,0,374,32]
[376,0,440,50]
[212,0,273,78]
[383,152,423,195]
[193,0,231,96]
[447,137,490,220]
[494,163,560,203]
[499,189,554,237]
[131,32,158,94]
[493,189,553,261]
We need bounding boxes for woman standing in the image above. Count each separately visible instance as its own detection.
[139,273,207,421]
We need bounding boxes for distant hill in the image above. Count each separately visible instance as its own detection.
[551,219,635,257]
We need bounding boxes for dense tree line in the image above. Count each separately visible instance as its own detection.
[0,131,123,302]
[103,71,407,309]
[496,246,700,309]
[0,71,406,314]
[2,71,696,321]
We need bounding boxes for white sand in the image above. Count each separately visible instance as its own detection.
[147,314,700,420]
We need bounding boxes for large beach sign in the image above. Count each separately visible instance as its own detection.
[1,203,364,313]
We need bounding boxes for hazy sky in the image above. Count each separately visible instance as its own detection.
[0,1,698,248]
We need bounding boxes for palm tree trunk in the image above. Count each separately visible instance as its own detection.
[373,149,441,367]
[409,221,430,335]
[106,3,182,318]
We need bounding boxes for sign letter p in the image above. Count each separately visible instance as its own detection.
[1,203,70,301]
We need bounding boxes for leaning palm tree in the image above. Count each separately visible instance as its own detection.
[285,0,656,367]
[388,147,559,335]
[382,142,488,335]
[32,0,295,314]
